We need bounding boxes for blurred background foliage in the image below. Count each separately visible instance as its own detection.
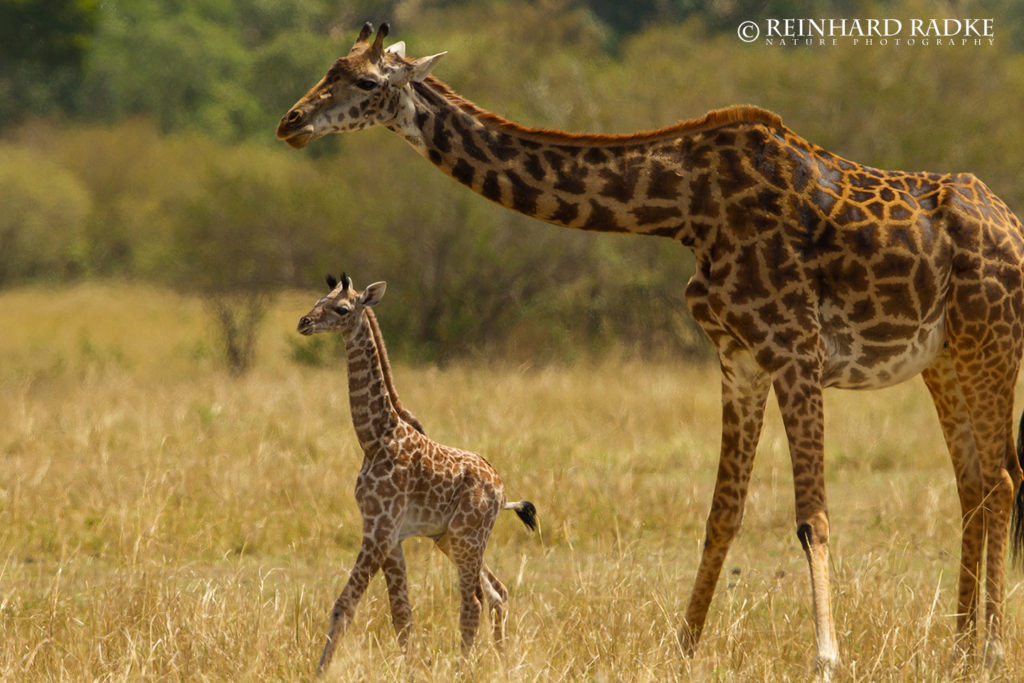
[3,0,1024,364]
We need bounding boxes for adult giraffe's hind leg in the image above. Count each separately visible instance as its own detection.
[921,355,983,660]
[681,353,770,655]
[947,345,1022,666]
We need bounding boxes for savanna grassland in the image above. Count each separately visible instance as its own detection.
[2,283,1024,681]
[7,1,1024,680]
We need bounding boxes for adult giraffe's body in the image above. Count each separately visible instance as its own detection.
[277,22,1024,673]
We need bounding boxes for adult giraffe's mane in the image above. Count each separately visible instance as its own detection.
[418,75,787,146]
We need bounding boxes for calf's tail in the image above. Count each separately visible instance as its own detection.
[506,500,538,531]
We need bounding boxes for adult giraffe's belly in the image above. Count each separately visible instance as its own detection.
[819,302,947,390]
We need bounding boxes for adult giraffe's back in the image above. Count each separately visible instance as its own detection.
[277,22,1024,673]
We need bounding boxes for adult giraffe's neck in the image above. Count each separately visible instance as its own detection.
[388,77,786,246]
[344,312,401,451]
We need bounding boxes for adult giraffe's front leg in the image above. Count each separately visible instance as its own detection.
[773,359,838,676]
[681,351,770,655]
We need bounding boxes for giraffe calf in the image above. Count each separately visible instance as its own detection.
[297,273,537,674]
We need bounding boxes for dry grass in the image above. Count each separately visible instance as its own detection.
[2,282,1024,681]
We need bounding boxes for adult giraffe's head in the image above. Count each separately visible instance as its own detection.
[297,273,386,338]
[276,22,445,149]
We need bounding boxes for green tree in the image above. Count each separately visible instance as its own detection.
[0,0,100,128]
[79,4,257,138]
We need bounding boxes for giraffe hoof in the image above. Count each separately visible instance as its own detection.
[814,653,839,682]
[983,639,1004,668]
[678,623,700,657]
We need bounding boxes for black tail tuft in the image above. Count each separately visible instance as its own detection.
[513,501,538,531]
[1013,412,1024,570]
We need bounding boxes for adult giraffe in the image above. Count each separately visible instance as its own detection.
[277,22,1024,674]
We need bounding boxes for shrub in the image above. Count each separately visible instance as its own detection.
[0,146,92,284]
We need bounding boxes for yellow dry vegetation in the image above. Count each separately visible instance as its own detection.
[1,283,1023,680]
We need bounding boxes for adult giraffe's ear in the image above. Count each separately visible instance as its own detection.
[410,52,446,82]
[390,51,446,87]
[385,41,406,58]
[359,281,387,307]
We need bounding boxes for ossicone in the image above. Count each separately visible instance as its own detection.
[355,22,373,45]
[371,22,390,60]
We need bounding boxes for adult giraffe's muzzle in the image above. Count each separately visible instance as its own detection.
[276,110,314,149]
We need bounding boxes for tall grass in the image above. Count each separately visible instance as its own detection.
[1,283,1023,680]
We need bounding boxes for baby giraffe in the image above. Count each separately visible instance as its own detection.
[297,273,537,674]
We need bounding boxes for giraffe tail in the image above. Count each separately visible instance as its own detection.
[1012,410,1024,569]
[506,500,538,531]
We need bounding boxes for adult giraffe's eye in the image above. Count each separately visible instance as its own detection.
[333,305,350,316]
[355,78,378,91]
